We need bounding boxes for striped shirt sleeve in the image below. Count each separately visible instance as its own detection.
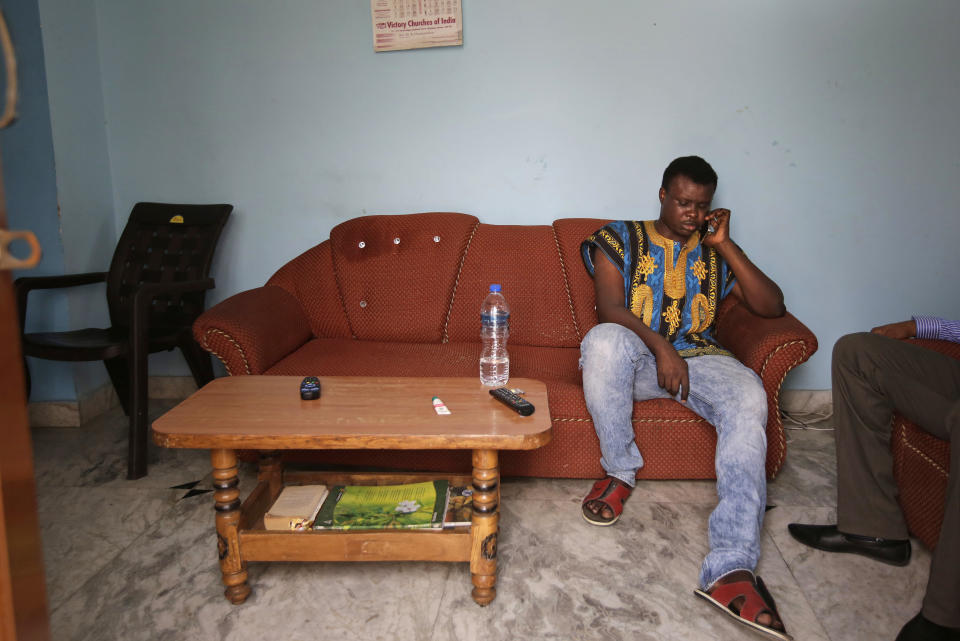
[912,315,960,343]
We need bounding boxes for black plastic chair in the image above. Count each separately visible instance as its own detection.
[15,202,232,479]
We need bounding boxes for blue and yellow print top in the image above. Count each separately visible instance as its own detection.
[581,220,737,358]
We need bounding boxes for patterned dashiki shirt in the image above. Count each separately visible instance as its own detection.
[581,220,738,358]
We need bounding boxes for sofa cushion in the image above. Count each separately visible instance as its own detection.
[552,217,611,339]
[265,339,482,377]
[327,212,479,342]
[264,339,583,384]
[443,223,584,348]
[549,397,716,479]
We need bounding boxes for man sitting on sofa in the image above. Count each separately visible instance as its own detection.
[579,156,790,640]
[789,318,960,641]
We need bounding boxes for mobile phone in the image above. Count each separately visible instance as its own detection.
[699,218,712,239]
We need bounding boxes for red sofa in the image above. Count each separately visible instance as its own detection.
[891,339,957,549]
[192,212,818,480]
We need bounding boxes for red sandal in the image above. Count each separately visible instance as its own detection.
[581,476,632,526]
[694,574,791,641]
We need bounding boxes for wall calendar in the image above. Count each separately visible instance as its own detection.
[371,0,463,52]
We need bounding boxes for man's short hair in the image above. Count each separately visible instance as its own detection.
[661,156,718,191]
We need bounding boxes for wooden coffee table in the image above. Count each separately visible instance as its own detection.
[152,375,551,606]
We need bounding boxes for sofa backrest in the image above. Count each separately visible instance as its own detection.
[267,212,613,347]
[266,241,353,340]
[441,223,577,347]
[552,217,612,341]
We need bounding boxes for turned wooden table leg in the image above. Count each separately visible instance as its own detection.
[211,448,251,604]
[470,448,499,605]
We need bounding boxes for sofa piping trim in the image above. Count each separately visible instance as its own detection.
[441,221,480,344]
[760,339,809,477]
[201,328,250,376]
[900,431,950,479]
[552,225,582,342]
[552,417,707,424]
[329,238,358,340]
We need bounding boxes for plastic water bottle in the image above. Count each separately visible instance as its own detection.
[480,284,510,386]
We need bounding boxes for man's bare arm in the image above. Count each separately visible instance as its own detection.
[703,209,785,318]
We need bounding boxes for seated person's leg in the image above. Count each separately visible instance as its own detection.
[579,323,669,524]
[788,333,917,564]
[683,355,786,636]
[791,332,960,640]
[684,355,768,589]
[834,333,960,538]
[792,333,958,548]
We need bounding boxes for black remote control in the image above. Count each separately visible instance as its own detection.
[489,387,534,416]
[300,376,321,400]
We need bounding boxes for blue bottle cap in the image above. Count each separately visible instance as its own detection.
[489,284,501,292]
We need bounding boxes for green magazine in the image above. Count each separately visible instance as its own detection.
[312,480,449,530]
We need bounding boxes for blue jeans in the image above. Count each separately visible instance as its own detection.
[580,323,769,589]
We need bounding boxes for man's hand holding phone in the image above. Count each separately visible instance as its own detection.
[700,208,731,248]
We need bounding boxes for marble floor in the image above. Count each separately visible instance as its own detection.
[29,402,930,641]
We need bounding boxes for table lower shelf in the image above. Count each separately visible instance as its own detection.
[212,450,501,606]
[239,527,472,562]
[237,469,476,563]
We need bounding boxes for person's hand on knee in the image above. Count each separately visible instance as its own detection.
[870,320,916,339]
[653,343,690,402]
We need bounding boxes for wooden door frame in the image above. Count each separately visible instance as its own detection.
[0,144,52,640]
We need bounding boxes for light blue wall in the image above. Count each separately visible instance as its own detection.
[0,0,76,400]
[38,0,116,396]
[91,0,960,388]
[23,0,960,391]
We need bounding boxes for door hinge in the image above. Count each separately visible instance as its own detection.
[0,229,41,270]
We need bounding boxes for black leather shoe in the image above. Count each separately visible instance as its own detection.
[787,523,911,566]
[896,612,960,641]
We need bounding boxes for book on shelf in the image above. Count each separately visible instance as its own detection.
[313,480,449,530]
[442,485,473,528]
[264,484,329,531]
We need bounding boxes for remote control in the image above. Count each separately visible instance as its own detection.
[300,376,321,400]
[489,387,534,416]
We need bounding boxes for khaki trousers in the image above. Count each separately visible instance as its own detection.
[832,332,959,627]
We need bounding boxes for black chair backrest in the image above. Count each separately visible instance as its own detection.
[107,202,232,330]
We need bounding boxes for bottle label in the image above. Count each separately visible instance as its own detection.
[481,312,510,327]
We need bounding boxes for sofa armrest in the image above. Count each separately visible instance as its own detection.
[715,297,819,478]
[908,338,960,361]
[715,299,818,376]
[891,338,955,548]
[193,285,313,375]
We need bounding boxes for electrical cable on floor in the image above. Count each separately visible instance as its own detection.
[780,407,834,431]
